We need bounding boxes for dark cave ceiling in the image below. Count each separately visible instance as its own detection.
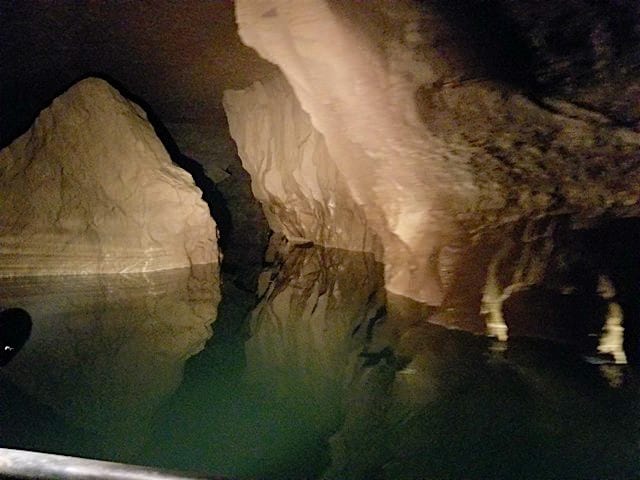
[0,0,277,146]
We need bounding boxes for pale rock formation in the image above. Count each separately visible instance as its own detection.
[230,0,640,309]
[231,0,475,305]
[224,75,381,255]
[0,265,219,446]
[0,77,218,276]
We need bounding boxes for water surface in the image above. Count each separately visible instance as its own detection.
[1,248,639,479]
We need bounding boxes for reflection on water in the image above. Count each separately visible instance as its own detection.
[2,243,640,479]
[0,265,219,460]
[246,239,384,417]
[139,240,385,479]
[328,319,640,479]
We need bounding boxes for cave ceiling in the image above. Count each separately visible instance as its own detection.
[2,0,640,146]
[0,0,277,146]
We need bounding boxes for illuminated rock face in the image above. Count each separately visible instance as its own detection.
[0,77,218,276]
[230,1,475,305]
[231,0,640,308]
[223,75,381,255]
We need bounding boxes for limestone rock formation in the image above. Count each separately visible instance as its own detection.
[230,0,640,309]
[0,77,218,276]
[224,75,380,255]
[231,0,475,305]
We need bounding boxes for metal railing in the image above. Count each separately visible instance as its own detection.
[0,448,232,480]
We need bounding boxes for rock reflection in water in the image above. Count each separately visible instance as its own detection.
[246,238,640,479]
[137,238,385,479]
[10,238,637,479]
[243,237,385,473]
[0,265,219,458]
[325,292,640,480]
[247,237,384,405]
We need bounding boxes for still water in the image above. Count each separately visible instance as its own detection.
[1,245,639,479]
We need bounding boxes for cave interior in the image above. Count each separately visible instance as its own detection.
[2,1,640,479]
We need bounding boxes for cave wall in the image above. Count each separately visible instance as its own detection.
[229,0,640,311]
[232,0,473,305]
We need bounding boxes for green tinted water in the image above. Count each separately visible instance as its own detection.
[1,248,639,479]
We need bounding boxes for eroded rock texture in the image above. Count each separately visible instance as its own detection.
[0,77,218,276]
[224,75,381,256]
[230,0,640,309]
